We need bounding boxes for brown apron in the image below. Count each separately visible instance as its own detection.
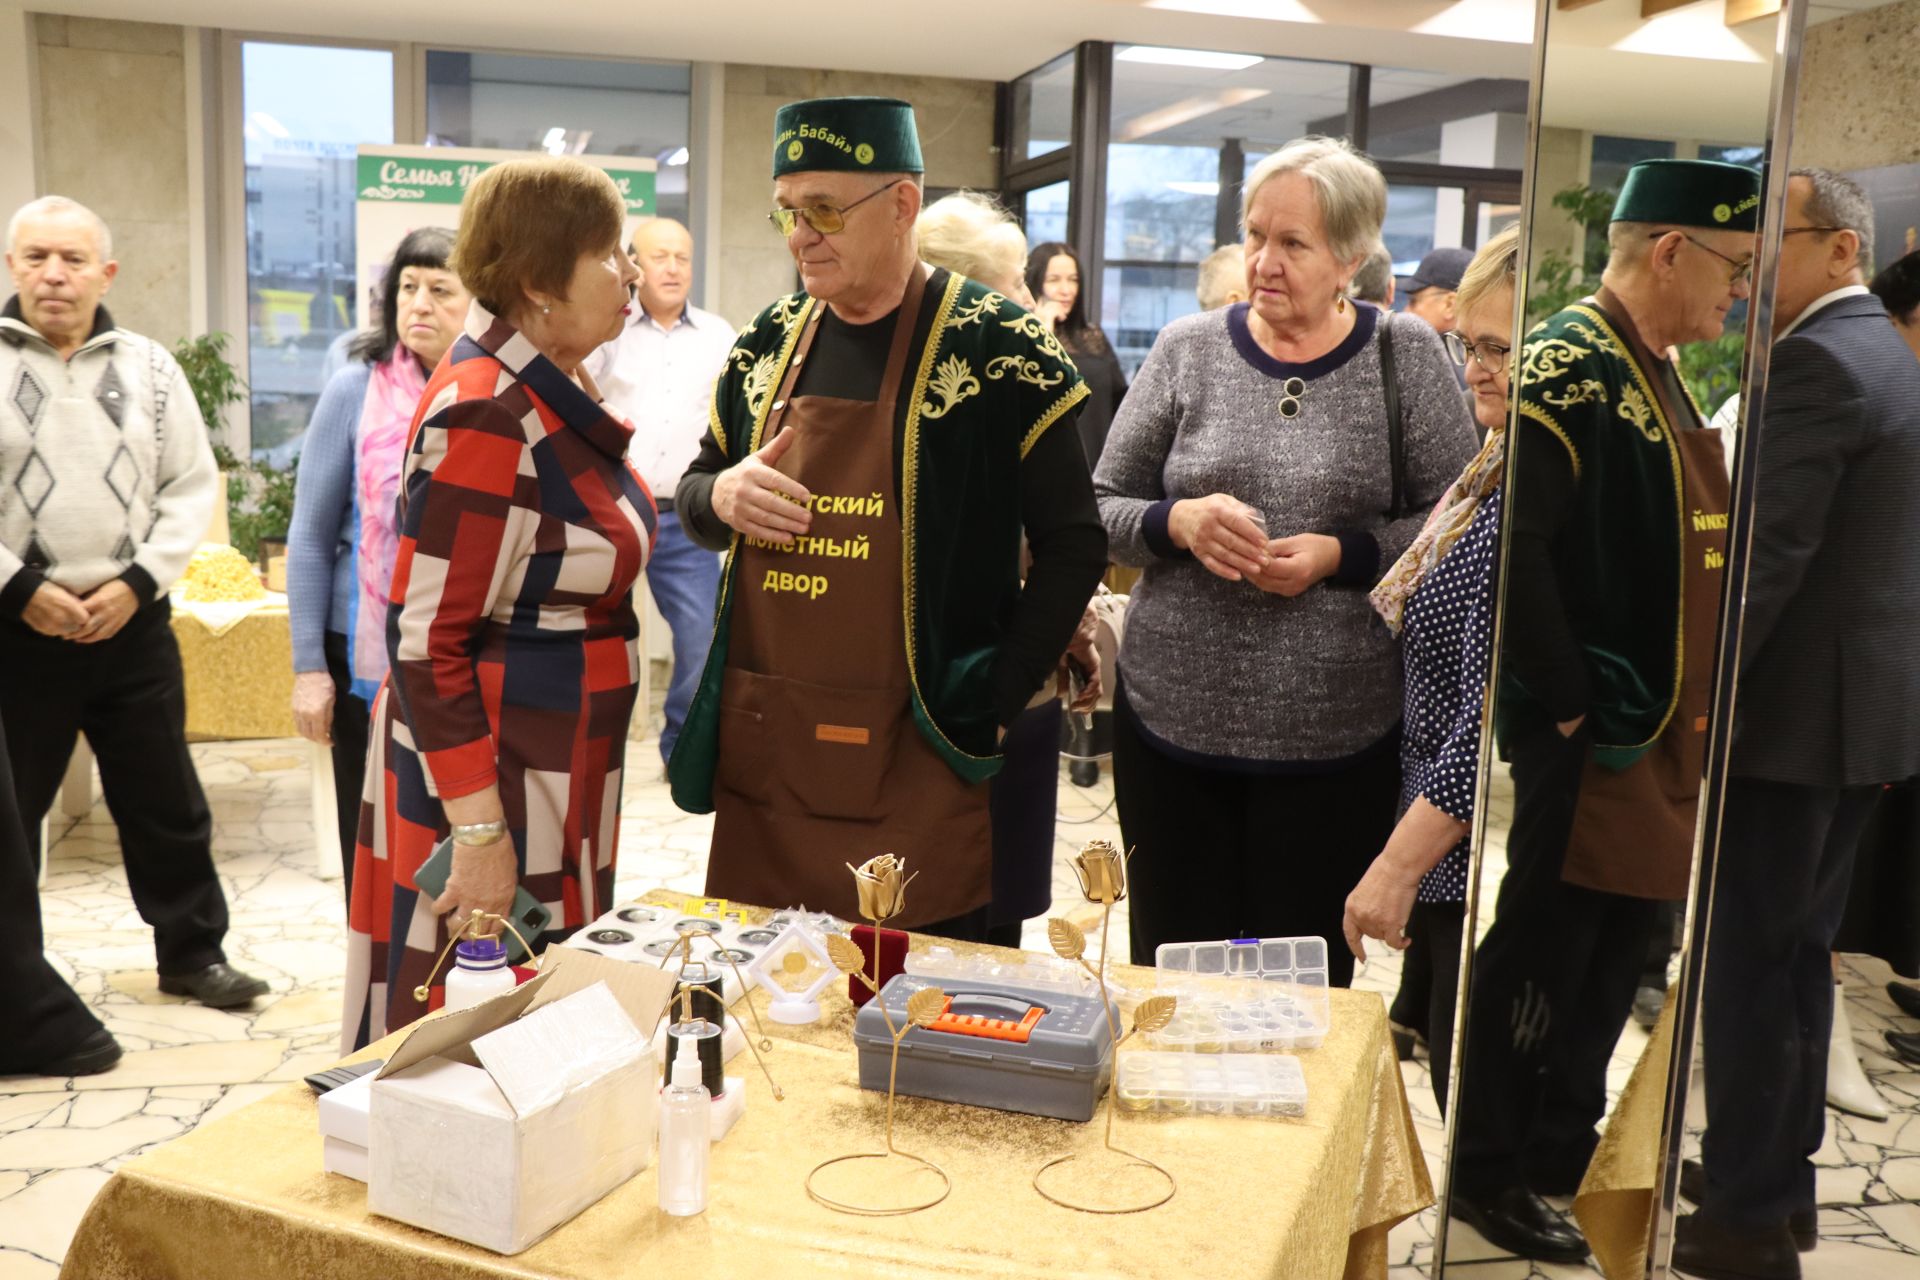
[1559,294,1730,899]
[706,266,992,927]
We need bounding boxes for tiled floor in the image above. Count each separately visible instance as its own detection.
[1,726,1915,1276]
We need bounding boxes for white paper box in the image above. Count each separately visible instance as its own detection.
[366,949,675,1254]
[317,1069,375,1180]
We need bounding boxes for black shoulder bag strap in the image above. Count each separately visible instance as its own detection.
[1378,316,1407,519]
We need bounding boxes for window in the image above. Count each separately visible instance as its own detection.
[1367,71,1529,167]
[1023,180,1070,250]
[1009,53,1075,162]
[1699,143,1763,169]
[240,42,394,463]
[424,53,691,224]
[1590,135,1676,196]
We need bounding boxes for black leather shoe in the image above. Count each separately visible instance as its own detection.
[37,1028,122,1077]
[159,962,269,1008]
[1678,1159,1815,1252]
[1389,1021,1425,1062]
[1886,1029,1920,1066]
[1887,980,1920,1021]
[1449,1185,1590,1264]
[1672,1210,1799,1280]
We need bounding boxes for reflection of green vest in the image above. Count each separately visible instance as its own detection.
[1497,304,1696,769]
[667,274,1089,814]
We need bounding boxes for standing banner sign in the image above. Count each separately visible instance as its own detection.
[353,144,657,329]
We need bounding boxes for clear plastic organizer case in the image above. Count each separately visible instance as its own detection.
[905,945,1104,997]
[1150,936,1331,1051]
[1114,1050,1307,1117]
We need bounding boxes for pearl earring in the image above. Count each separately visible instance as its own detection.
[542,305,551,315]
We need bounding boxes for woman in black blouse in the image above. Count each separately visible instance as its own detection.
[1026,242,1127,469]
[1343,224,1520,1111]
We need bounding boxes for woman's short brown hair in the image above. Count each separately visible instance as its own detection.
[450,157,627,317]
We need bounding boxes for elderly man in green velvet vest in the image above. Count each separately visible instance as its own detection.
[1449,159,1757,1264]
[669,96,1106,934]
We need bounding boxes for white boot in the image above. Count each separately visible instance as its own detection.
[1827,982,1889,1121]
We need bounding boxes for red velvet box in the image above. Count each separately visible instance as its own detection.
[849,925,908,1008]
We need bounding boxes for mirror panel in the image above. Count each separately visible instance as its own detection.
[1436,1,1784,1272]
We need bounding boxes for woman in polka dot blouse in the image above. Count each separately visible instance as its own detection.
[1343,225,1521,1110]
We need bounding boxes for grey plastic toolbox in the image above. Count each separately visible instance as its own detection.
[852,973,1120,1123]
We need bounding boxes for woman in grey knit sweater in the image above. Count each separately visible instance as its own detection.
[1095,138,1477,982]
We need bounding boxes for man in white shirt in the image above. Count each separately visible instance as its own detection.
[586,217,736,765]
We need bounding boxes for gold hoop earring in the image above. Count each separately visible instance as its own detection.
[1335,294,1347,315]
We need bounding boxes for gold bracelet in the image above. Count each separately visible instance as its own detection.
[450,821,507,847]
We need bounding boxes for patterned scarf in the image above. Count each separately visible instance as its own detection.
[1369,418,1506,635]
[348,348,428,697]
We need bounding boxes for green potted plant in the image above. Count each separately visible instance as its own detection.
[172,333,300,568]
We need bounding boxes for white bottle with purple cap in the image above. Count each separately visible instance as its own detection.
[443,936,516,1012]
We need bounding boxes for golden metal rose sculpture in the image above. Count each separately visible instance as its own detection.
[1068,839,1128,906]
[807,856,951,1215]
[847,854,915,923]
[1034,842,1177,1213]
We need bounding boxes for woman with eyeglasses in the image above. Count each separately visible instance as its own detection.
[1094,137,1477,982]
[1343,224,1520,1110]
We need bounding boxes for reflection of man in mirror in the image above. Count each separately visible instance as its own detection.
[1677,169,1920,1280]
[1449,160,1755,1265]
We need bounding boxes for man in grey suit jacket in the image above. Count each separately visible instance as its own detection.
[1677,170,1920,1280]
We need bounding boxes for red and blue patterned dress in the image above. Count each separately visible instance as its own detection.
[342,302,656,1050]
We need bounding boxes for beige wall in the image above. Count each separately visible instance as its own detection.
[716,64,998,327]
[1795,0,1920,172]
[31,15,192,348]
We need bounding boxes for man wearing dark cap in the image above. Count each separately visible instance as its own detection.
[1448,159,1756,1263]
[669,97,1106,934]
[1399,245,1474,334]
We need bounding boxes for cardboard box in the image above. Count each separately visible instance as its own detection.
[316,1069,375,1181]
[367,947,676,1254]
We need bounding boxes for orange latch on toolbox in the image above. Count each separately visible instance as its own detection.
[927,996,1046,1043]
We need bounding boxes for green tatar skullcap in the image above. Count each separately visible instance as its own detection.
[1611,158,1762,232]
[771,97,924,178]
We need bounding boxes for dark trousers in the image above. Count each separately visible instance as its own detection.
[987,701,1063,939]
[1416,898,1467,1114]
[0,708,106,1072]
[1452,726,1656,1196]
[322,630,369,909]
[1390,923,1434,1035]
[1113,696,1400,987]
[1700,777,1879,1227]
[0,601,229,975]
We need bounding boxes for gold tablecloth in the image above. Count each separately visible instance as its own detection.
[170,600,296,740]
[61,908,1432,1280]
[1572,984,1678,1279]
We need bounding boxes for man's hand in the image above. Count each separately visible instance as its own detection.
[1246,534,1341,597]
[22,582,89,639]
[711,427,813,544]
[75,580,139,643]
[292,671,336,746]
[1168,495,1269,582]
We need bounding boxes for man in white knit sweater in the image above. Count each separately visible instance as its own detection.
[1,196,266,1022]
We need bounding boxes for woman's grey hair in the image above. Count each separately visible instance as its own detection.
[1347,241,1394,305]
[1241,137,1387,268]
[916,191,1027,294]
[1195,243,1245,310]
[1794,167,1874,274]
[7,195,112,259]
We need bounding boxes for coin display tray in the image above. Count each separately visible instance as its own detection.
[563,902,844,1008]
[1114,1050,1307,1117]
[1150,936,1331,1051]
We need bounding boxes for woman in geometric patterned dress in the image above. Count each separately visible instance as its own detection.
[342,158,653,1050]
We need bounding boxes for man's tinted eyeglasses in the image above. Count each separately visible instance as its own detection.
[769,178,906,236]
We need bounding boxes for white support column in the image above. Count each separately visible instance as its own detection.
[689,61,725,318]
